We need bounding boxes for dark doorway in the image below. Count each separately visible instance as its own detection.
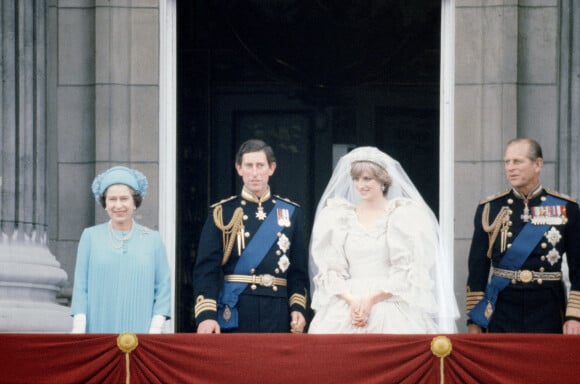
[176,0,441,332]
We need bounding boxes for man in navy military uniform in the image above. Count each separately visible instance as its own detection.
[193,139,309,333]
[466,138,580,333]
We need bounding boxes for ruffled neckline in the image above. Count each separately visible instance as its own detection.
[327,197,414,236]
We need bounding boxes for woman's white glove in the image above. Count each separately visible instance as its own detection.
[148,314,166,334]
[71,314,87,334]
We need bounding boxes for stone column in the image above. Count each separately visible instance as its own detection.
[454,1,519,331]
[0,0,71,332]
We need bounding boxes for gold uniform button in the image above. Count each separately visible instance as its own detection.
[508,199,514,204]
[507,232,513,238]
[541,196,547,201]
[243,215,248,220]
[539,267,545,272]
[541,256,546,261]
[507,243,512,248]
[276,250,281,256]
[275,268,280,274]
[241,201,246,206]
[251,284,257,290]
[245,232,250,238]
[541,243,547,249]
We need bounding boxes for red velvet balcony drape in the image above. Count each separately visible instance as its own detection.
[1,334,579,383]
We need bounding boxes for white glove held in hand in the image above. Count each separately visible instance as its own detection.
[71,314,87,334]
[148,314,166,334]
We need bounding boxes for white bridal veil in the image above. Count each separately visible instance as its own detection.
[310,146,459,332]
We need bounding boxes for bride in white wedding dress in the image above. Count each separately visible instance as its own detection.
[308,147,458,334]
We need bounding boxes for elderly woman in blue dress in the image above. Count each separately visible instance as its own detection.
[70,166,171,333]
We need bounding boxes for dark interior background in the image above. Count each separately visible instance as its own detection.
[176,0,441,332]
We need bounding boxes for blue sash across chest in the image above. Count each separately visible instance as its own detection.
[218,199,294,329]
[468,194,565,328]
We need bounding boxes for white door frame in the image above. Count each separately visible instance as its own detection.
[159,0,177,332]
[158,0,456,332]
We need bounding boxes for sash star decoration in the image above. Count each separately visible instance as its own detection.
[545,227,562,247]
[546,249,561,266]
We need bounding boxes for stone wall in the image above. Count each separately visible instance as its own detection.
[47,0,162,300]
[454,0,579,330]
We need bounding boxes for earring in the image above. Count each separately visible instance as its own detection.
[381,185,386,191]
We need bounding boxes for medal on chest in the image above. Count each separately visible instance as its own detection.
[256,203,267,221]
[241,188,271,221]
[531,205,568,225]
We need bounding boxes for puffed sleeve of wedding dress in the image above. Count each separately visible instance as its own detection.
[383,198,438,313]
[310,198,351,310]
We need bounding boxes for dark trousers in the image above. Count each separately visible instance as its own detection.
[224,294,290,333]
[488,282,566,333]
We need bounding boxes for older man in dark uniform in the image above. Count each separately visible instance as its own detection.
[193,139,309,333]
[466,138,580,333]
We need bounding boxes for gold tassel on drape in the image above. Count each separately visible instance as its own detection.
[430,336,452,384]
[117,333,139,384]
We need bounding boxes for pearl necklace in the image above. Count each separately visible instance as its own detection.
[109,220,135,249]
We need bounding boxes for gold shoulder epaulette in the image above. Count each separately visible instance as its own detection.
[210,195,238,208]
[274,194,300,207]
[545,188,577,203]
[479,189,510,205]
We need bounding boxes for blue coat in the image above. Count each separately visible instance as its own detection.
[71,222,172,333]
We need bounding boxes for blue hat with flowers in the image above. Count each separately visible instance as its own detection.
[91,166,148,203]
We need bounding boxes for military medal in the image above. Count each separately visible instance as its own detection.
[256,203,267,221]
[521,198,531,222]
[531,205,567,225]
[241,187,271,221]
[277,208,291,227]
[223,305,231,321]
[545,226,562,246]
[546,249,561,266]
[278,255,290,272]
[544,226,562,266]
[484,301,493,319]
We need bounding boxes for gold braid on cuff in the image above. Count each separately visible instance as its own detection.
[289,293,307,309]
[195,295,217,318]
[566,291,580,318]
[466,290,484,313]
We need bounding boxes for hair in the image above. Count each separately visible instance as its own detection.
[350,161,392,196]
[99,185,143,209]
[507,138,543,161]
[235,139,276,165]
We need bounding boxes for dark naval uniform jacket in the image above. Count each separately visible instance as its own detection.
[466,186,580,332]
[193,189,309,332]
